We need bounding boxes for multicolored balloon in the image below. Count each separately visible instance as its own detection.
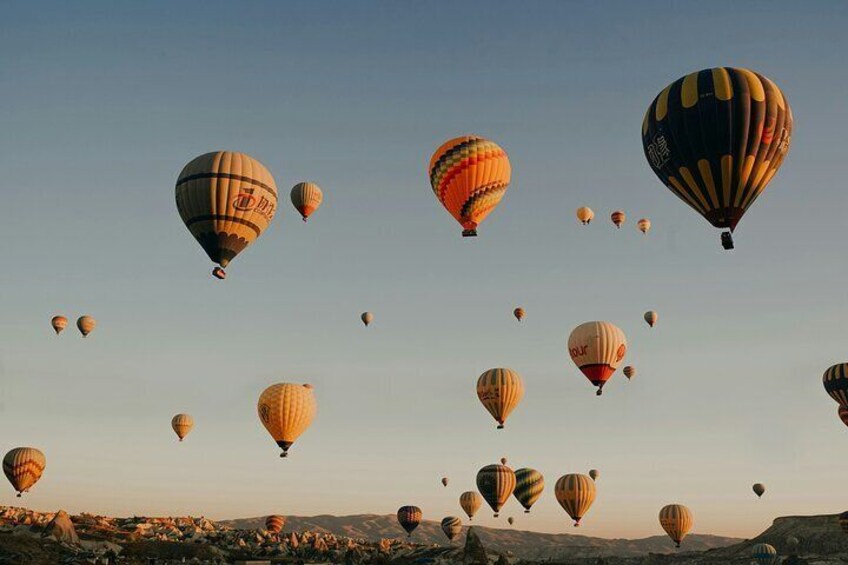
[460,491,482,521]
[476,368,524,428]
[823,364,848,406]
[659,504,693,548]
[176,151,278,278]
[611,210,625,228]
[441,516,462,541]
[397,506,422,537]
[51,316,68,335]
[77,316,96,337]
[265,515,286,534]
[642,68,793,248]
[623,366,636,380]
[576,207,594,225]
[171,414,194,442]
[568,321,627,395]
[290,182,323,222]
[428,136,511,237]
[3,447,45,497]
[513,468,544,513]
[257,383,317,458]
[554,474,596,527]
[752,543,779,565]
[477,464,516,518]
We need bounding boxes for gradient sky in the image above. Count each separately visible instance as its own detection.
[1,0,847,540]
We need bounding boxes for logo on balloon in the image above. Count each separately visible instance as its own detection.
[233,190,257,211]
[646,133,670,169]
[615,344,626,362]
[569,345,588,359]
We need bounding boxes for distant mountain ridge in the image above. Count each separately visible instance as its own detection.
[220,513,740,559]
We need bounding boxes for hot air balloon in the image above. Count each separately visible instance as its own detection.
[257,383,317,458]
[507,517,514,526]
[611,210,625,228]
[440,516,462,541]
[659,504,693,548]
[51,316,68,335]
[361,312,373,327]
[576,207,594,225]
[77,316,96,337]
[623,366,636,380]
[513,308,525,322]
[513,468,544,513]
[428,136,511,237]
[753,483,766,498]
[500,457,508,465]
[265,515,286,534]
[838,405,848,428]
[823,364,848,406]
[554,474,596,527]
[476,368,524,428]
[567,321,627,395]
[441,477,449,487]
[477,464,516,518]
[840,511,848,534]
[290,182,323,222]
[175,151,278,278]
[588,469,599,481]
[752,543,779,565]
[171,414,194,442]
[397,506,422,537]
[3,448,45,497]
[642,68,793,250]
[460,491,482,521]
[637,218,651,234]
[644,311,658,328]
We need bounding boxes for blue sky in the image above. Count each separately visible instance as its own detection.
[1,0,847,539]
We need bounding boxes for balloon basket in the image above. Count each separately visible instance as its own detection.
[721,231,734,250]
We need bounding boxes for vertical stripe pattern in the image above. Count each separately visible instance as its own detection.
[459,491,482,520]
[3,447,46,496]
[476,464,516,517]
[476,368,525,428]
[428,136,511,236]
[397,506,422,536]
[440,516,463,541]
[554,474,596,526]
[658,504,693,547]
[171,413,194,441]
[823,364,848,406]
[838,405,848,428]
[642,68,792,232]
[567,321,628,393]
[257,383,317,457]
[290,182,323,222]
[751,543,779,565]
[513,468,545,512]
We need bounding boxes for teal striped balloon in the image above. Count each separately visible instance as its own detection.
[513,468,544,513]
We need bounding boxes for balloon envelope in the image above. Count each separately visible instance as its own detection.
[644,311,658,327]
[476,464,516,517]
[3,447,45,497]
[257,383,317,457]
[428,136,511,237]
[265,515,286,534]
[171,414,194,441]
[823,364,848,406]
[611,210,625,228]
[440,516,462,541]
[623,366,636,380]
[460,491,482,520]
[568,321,627,395]
[752,543,779,565]
[361,312,374,327]
[637,218,651,234]
[555,474,596,526]
[588,469,599,481]
[576,207,594,225]
[397,506,422,536]
[642,68,793,242]
[659,504,693,547]
[753,483,766,498]
[476,368,525,428]
[513,468,544,513]
[290,182,323,221]
[51,316,68,335]
[513,308,525,322]
[441,477,449,487]
[77,316,96,337]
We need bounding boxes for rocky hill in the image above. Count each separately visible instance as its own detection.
[222,514,739,559]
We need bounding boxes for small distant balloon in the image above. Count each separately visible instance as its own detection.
[658,504,693,548]
[753,483,766,498]
[637,218,651,234]
[361,312,374,327]
[397,506,422,537]
[752,543,779,565]
[611,210,626,228]
[51,316,68,335]
[589,469,599,481]
[440,516,462,541]
[500,457,508,465]
[576,207,594,225]
[77,316,96,337]
[644,311,658,328]
[171,414,194,442]
[823,364,848,406]
[476,368,524,428]
[460,491,482,521]
[290,182,324,222]
[3,447,45,497]
[623,366,636,380]
[265,515,286,534]
[441,477,449,487]
[507,517,514,525]
[838,405,848,428]
[513,308,525,322]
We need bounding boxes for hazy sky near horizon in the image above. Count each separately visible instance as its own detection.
[2,0,848,541]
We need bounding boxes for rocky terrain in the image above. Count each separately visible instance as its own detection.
[0,506,846,564]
